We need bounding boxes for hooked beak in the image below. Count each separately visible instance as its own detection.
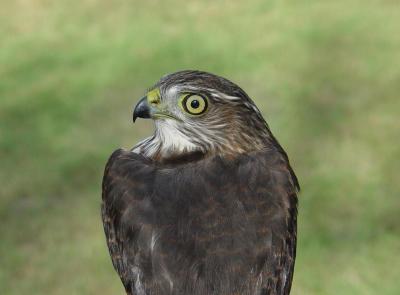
[133,96,151,122]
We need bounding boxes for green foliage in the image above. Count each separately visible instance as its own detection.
[1,1,399,294]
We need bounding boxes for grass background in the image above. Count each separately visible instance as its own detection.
[1,0,399,294]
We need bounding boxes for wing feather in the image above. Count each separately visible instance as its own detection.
[101,148,298,295]
[101,149,156,295]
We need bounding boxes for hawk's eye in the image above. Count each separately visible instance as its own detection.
[180,94,208,115]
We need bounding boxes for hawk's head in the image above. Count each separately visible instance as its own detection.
[132,70,276,160]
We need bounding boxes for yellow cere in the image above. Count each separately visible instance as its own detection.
[147,88,161,105]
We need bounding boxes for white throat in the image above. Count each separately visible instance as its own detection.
[132,120,199,158]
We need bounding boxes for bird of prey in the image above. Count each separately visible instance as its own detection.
[101,70,299,295]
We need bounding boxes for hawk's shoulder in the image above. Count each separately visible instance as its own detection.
[101,148,298,295]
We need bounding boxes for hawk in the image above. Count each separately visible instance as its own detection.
[101,70,299,295]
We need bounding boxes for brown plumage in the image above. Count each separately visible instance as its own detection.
[102,71,299,295]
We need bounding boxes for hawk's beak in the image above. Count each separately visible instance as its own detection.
[133,96,151,122]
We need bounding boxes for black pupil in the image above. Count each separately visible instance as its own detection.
[190,99,200,109]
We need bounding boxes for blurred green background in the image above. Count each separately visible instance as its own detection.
[1,0,399,294]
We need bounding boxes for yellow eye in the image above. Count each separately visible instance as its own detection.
[180,94,208,115]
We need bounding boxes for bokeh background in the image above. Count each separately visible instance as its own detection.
[1,0,399,294]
